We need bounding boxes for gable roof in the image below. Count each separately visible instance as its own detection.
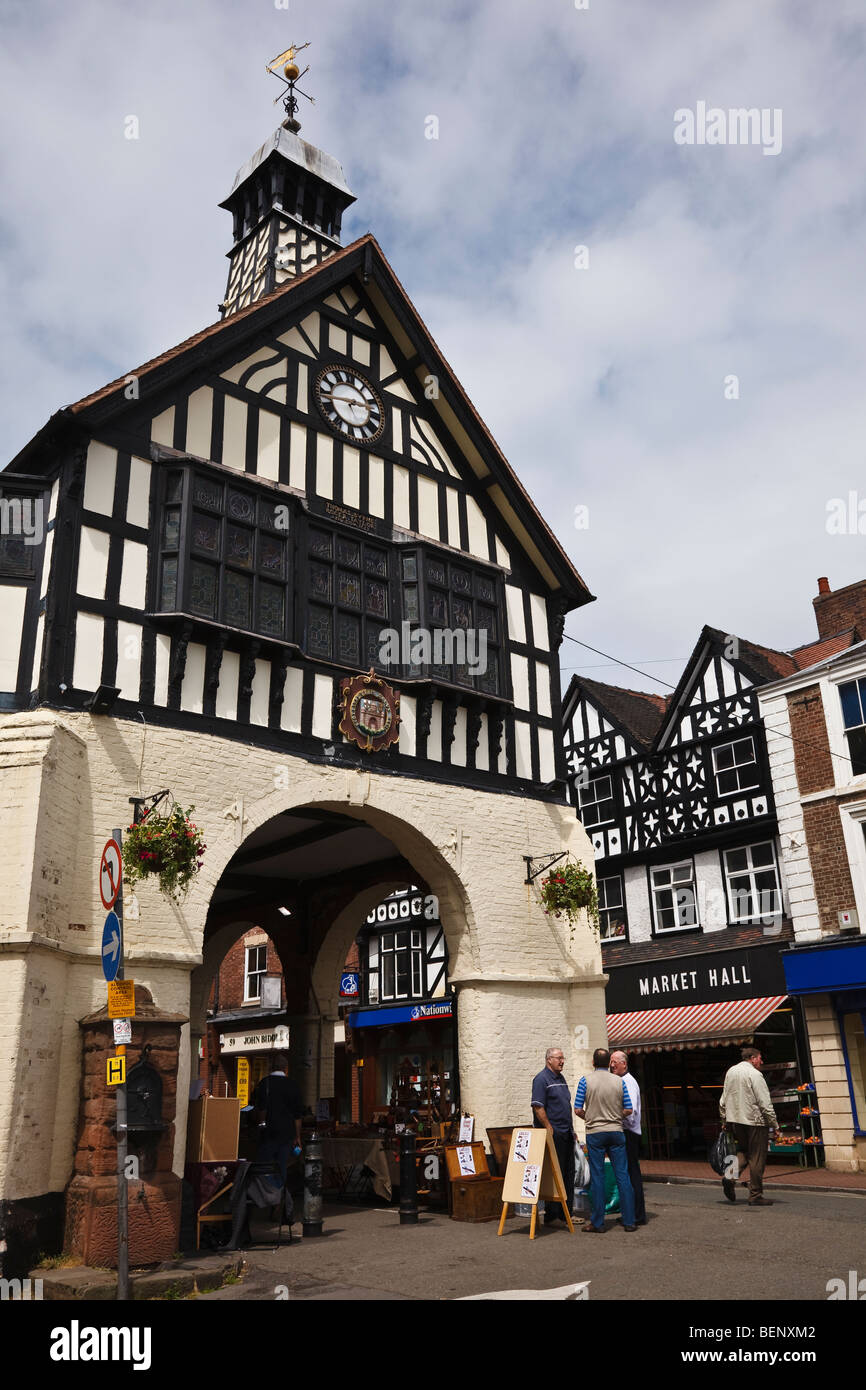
[7,234,592,608]
[567,619,830,758]
[581,678,669,750]
[565,675,669,752]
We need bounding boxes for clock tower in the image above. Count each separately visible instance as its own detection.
[219,46,356,318]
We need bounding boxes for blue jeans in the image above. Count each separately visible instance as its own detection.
[257,1137,291,1182]
[586,1131,635,1229]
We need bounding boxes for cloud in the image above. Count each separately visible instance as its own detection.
[2,0,866,683]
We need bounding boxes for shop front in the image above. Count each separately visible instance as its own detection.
[215,1021,291,1102]
[347,999,458,1132]
[782,936,866,1172]
[605,941,814,1161]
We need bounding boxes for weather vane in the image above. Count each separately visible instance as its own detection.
[266,43,315,131]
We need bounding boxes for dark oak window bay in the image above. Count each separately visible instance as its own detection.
[153,464,506,698]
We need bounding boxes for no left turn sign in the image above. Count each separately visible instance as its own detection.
[99,839,122,910]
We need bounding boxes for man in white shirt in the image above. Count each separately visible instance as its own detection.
[610,1050,647,1225]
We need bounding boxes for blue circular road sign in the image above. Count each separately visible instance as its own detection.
[101,911,122,982]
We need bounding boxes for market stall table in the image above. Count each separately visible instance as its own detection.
[320,1136,392,1201]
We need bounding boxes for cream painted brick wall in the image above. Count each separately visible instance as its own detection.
[0,708,603,1199]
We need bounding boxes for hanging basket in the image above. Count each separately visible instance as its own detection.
[538,856,599,935]
[122,801,207,904]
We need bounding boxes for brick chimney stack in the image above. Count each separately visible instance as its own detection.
[813,576,866,642]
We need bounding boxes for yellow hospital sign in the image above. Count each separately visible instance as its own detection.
[106,1055,126,1086]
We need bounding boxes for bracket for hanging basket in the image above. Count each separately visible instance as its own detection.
[523,852,567,885]
[128,789,170,826]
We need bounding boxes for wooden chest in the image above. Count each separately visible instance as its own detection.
[449,1175,506,1223]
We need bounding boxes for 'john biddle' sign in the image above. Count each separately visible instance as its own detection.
[220,1024,290,1055]
[605,943,787,1014]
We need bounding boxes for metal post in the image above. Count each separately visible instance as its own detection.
[114,826,130,1301]
[303,1132,323,1237]
[399,1131,419,1225]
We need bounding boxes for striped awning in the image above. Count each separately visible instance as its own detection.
[607,996,787,1054]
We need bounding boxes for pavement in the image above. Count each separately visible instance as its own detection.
[641,1158,866,1194]
[194,1181,866,1301]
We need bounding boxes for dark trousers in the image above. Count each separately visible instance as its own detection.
[731,1123,769,1199]
[625,1130,646,1222]
[546,1130,575,1220]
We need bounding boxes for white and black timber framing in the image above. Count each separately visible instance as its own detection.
[561,627,799,944]
[2,223,592,802]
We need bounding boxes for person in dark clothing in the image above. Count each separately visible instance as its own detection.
[253,1053,303,1182]
[530,1046,575,1225]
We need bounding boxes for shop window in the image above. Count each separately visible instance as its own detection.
[841,1010,866,1134]
[598,875,627,941]
[651,860,698,932]
[579,773,615,828]
[839,679,866,776]
[244,944,267,1002]
[379,929,424,1001]
[723,842,782,925]
[712,736,759,796]
[156,468,291,640]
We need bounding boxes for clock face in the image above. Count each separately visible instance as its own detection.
[315,366,385,445]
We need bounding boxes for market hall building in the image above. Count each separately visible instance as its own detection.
[561,586,865,1161]
[0,74,605,1272]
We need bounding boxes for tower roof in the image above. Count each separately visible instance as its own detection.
[219,125,355,208]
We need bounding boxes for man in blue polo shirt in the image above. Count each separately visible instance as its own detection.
[531,1046,574,1225]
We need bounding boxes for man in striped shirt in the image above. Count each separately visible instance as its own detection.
[574,1048,636,1232]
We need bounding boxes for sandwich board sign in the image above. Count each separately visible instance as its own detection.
[498,1128,574,1239]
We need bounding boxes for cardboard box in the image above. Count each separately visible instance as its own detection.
[186,1097,241,1162]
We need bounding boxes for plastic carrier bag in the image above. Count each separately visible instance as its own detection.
[708,1127,737,1176]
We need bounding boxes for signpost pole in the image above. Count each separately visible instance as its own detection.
[113,827,130,1302]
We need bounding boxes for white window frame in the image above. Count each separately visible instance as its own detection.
[579,773,615,828]
[379,929,425,1002]
[722,841,783,925]
[650,859,699,933]
[837,676,866,781]
[244,943,267,1002]
[712,736,759,798]
[825,671,866,791]
[598,874,627,942]
[837,799,866,937]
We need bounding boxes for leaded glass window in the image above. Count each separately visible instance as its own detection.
[397,546,503,693]
[156,468,292,641]
[303,520,392,672]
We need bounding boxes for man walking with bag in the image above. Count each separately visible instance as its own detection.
[574,1047,636,1233]
[719,1046,778,1206]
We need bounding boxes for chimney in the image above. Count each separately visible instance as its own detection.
[813,576,866,642]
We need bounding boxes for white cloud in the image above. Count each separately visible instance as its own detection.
[2,0,866,685]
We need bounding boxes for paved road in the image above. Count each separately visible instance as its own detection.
[199,1182,866,1302]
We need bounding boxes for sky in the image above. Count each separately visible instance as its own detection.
[2,0,866,694]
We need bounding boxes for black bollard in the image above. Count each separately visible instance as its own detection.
[303,1132,323,1237]
[399,1130,419,1225]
